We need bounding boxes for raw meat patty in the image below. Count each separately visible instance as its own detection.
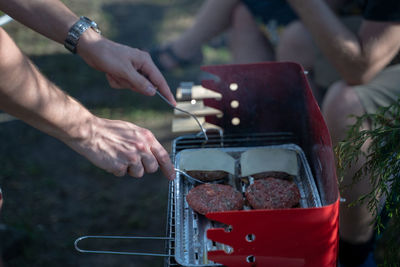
[186,170,228,182]
[186,183,244,215]
[251,171,293,180]
[245,177,300,209]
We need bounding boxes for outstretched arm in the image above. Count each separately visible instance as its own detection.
[287,0,400,85]
[0,0,176,105]
[0,28,175,180]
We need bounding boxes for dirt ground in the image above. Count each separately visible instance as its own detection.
[0,1,230,266]
[2,1,395,266]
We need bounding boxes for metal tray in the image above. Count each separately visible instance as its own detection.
[173,144,321,267]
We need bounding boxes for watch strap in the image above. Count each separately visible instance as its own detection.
[64,16,101,54]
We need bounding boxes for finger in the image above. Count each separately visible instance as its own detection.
[127,162,145,178]
[112,163,128,177]
[150,143,175,180]
[123,65,157,96]
[106,74,132,89]
[141,57,176,105]
[106,73,122,89]
[141,152,159,174]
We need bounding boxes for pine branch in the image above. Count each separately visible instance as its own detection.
[335,98,400,265]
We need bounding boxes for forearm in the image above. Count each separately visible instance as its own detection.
[0,0,175,103]
[287,0,374,85]
[0,0,77,44]
[0,29,175,179]
[0,28,93,143]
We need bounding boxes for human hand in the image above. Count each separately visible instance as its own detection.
[65,116,175,179]
[77,30,176,106]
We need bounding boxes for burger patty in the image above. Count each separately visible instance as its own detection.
[251,171,294,180]
[186,183,244,215]
[245,177,301,209]
[186,170,228,182]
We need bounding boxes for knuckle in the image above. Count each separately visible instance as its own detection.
[112,165,127,177]
[129,154,140,164]
[131,168,144,178]
[132,47,141,55]
[158,152,171,165]
[139,128,154,142]
[142,51,150,59]
[135,142,146,152]
[147,163,159,174]
[143,130,155,142]
[136,50,149,62]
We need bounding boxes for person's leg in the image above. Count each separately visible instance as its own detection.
[276,21,316,71]
[276,21,327,102]
[156,0,239,70]
[322,81,376,266]
[229,3,274,63]
[323,81,375,241]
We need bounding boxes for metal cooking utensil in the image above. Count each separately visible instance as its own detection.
[155,90,208,143]
[74,235,172,257]
[174,168,205,184]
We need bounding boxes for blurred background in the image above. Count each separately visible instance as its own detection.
[0,1,231,266]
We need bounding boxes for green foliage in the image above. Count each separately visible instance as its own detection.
[336,99,400,265]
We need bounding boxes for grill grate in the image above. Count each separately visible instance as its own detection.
[165,181,179,266]
[173,132,297,153]
[164,132,300,267]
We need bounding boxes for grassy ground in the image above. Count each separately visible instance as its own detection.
[0,1,230,266]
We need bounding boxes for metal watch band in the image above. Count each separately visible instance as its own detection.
[64,16,101,54]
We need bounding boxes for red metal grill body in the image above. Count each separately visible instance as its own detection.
[198,62,340,267]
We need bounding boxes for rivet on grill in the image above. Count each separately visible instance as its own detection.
[229,83,238,91]
[246,255,256,263]
[245,234,256,242]
[231,117,240,126]
[230,100,239,109]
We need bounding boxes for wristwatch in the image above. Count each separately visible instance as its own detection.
[64,16,101,54]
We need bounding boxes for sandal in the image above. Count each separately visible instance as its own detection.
[150,45,203,71]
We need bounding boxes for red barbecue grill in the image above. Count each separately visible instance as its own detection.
[165,62,339,267]
[75,62,339,267]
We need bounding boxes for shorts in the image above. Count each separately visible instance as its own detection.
[241,0,297,26]
[353,64,400,114]
[312,16,400,114]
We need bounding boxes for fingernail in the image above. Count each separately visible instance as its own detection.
[146,85,156,95]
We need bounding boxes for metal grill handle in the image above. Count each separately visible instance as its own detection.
[74,235,173,257]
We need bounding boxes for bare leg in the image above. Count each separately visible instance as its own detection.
[230,3,274,63]
[322,81,375,243]
[276,21,316,71]
[159,0,239,69]
[276,21,327,103]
